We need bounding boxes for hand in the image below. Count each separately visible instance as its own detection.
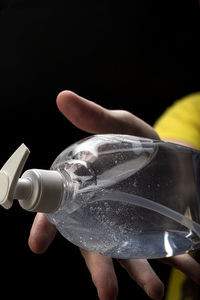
[28,91,200,300]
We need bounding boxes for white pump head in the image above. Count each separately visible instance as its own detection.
[0,144,30,209]
[0,144,64,213]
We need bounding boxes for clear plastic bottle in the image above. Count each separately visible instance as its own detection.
[1,134,200,259]
[47,134,200,258]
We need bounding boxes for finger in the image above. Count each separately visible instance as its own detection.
[56,90,159,139]
[118,258,164,300]
[80,249,118,300]
[28,213,57,254]
[160,253,200,285]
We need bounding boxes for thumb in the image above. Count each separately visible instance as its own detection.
[56,91,159,139]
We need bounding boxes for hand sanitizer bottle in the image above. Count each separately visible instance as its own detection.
[0,134,200,259]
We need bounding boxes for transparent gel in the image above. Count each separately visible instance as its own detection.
[46,134,200,259]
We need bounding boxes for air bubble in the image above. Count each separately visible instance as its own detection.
[110,221,115,226]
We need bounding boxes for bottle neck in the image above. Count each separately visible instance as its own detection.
[14,169,65,213]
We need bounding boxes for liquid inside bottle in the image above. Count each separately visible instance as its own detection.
[47,134,200,259]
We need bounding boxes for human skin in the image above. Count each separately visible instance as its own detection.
[28,91,200,300]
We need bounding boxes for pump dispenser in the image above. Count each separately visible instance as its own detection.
[1,134,200,259]
[0,144,64,213]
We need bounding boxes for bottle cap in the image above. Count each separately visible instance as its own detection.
[0,144,64,213]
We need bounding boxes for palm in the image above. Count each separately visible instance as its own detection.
[29,91,200,300]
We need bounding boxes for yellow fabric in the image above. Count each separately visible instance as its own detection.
[164,253,197,300]
[153,92,200,300]
[154,92,200,150]
[165,268,187,300]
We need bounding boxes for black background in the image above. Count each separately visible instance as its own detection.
[0,1,199,299]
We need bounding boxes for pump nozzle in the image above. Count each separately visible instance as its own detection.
[0,144,30,209]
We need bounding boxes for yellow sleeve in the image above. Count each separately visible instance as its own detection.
[154,92,200,150]
[154,92,200,300]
